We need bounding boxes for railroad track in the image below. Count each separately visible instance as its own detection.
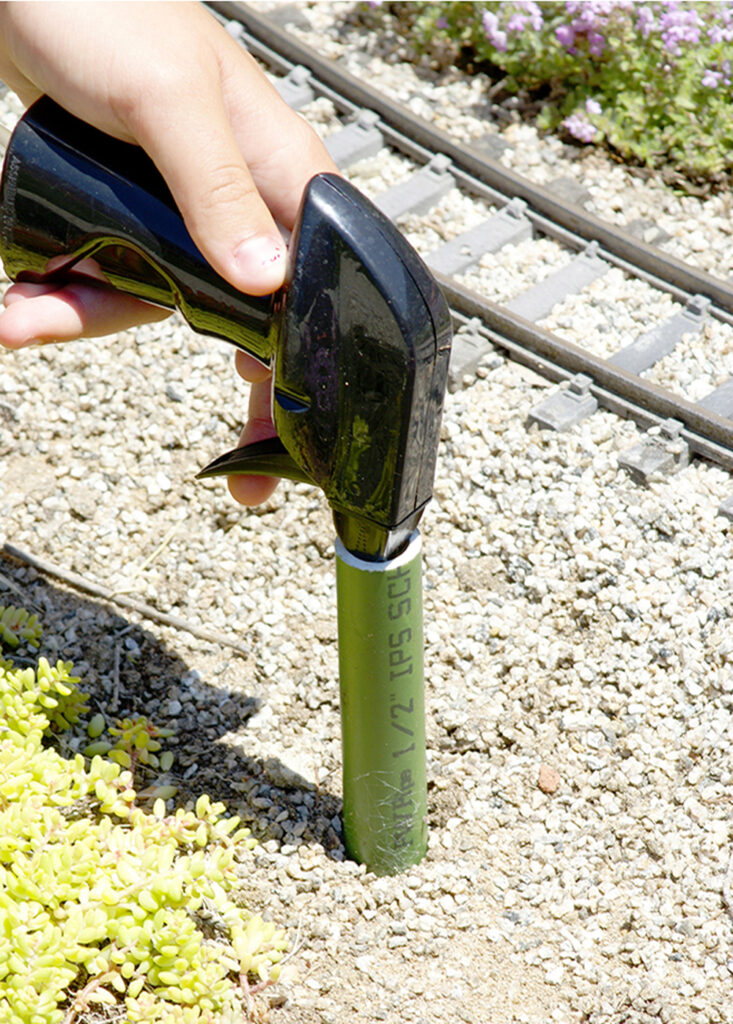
[210,1,733,512]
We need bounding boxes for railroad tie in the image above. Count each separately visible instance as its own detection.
[608,295,710,374]
[447,318,503,392]
[272,64,315,109]
[526,373,598,432]
[425,199,532,277]
[698,378,733,419]
[618,418,690,484]
[373,155,455,221]
[325,110,384,169]
[506,241,608,323]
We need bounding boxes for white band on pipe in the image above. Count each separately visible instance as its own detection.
[334,531,422,573]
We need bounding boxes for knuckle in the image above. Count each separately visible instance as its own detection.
[111,66,185,127]
[199,164,258,212]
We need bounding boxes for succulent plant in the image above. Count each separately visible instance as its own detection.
[0,605,289,1023]
[0,604,42,648]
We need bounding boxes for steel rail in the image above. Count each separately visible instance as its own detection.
[209,1,733,474]
[211,1,733,321]
[212,5,726,318]
[443,278,733,470]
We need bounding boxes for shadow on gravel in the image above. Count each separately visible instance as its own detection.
[0,552,345,858]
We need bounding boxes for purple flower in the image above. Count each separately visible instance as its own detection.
[556,23,577,49]
[587,30,606,56]
[563,113,597,143]
[708,24,733,44]
[482,10,508,50]
[515,0,544,32]
[708,3,733,45]
[436,16,448,29]
[557,1,635,56]
[507,12,528,33]
[635,5,656,37]
[502,1,544,34]
[658,4,702,55]
[702,58,732,88]
[565,1,633,28]
[585,97,602,115]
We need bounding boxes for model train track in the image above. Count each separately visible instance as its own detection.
[209,1,733,503]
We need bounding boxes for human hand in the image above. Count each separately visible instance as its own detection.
[0,1,338,505]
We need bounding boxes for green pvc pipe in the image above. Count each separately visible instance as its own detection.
[335,532,427,875]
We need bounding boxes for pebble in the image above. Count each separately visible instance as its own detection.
[537,764,561,794]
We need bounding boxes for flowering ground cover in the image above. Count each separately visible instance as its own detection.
[372,1,733,188]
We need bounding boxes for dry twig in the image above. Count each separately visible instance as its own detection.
[2,542,249,657]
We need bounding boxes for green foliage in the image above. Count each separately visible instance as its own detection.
[0,605,42,648]
[0,606,289,1023]
[381,1,733,186]
[84,712,176,777]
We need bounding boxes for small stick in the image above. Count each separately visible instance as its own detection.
[111,643,121,712]
[111,514,186,596]
[724,849,733,923]
[0,569,36,605]
[2,542,250,657]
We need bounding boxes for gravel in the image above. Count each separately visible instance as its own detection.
[2,4,733,1023]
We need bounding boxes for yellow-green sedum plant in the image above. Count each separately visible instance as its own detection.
[0,605,288,1023]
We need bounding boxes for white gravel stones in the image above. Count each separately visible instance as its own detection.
[398,188,497,249]
[457,236,575,305]
[2,5,733,1023]
[346,147,415,198]
[539,268,684,360]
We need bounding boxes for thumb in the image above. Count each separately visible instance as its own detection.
[132,93,287,297]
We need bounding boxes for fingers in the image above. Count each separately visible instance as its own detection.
[0,280,168,348]
[219,44,339,232]
[227,377,280,506]
[134,98,288,296]
[122,44,287,296]
[234,348,272,384]
[120,22,337,295]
